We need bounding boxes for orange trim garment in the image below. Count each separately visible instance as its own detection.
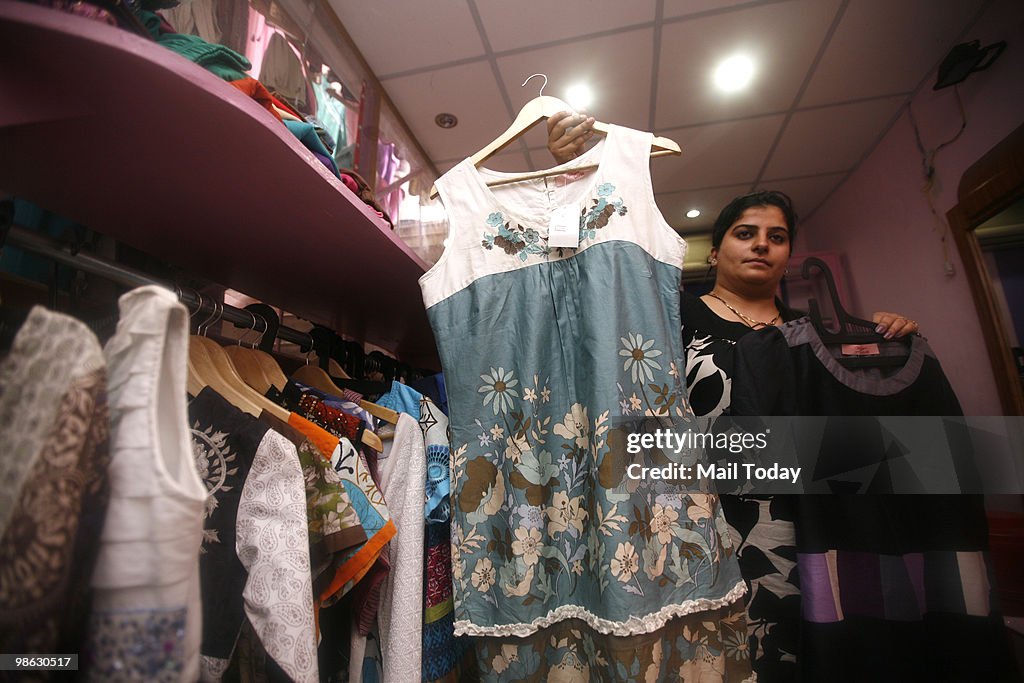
[287,413,396,603]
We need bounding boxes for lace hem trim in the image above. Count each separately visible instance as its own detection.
[452,579,747,638]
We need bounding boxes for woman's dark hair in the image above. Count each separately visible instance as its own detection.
[711,190,798,249]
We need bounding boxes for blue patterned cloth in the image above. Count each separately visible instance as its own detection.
[376,381,423,421]
[420,125,747,679]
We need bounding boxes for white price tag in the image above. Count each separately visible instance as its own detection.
[548,204,581,249]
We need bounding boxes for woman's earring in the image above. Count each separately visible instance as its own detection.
[709,257,718,266]
[785,266,790,275]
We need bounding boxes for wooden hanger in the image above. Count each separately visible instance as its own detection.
[186,297,262,416]
[428,77,681,199]
[240,303,289,390]
[317,358,401,426]
[291,363,385,451]
[224,345,274,394]
[193,335,295,422]
[305,329,402,426]
[222,323,275,394]
[189,337,264,417]
[328,358,347,378]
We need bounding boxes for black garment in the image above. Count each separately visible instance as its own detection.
[731,318,1018,683]
[680,290,804,682]
[188,388,269,670]
[681,291,802,417]
[730,317,960,418]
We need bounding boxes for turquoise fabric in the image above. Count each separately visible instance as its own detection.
[421,123,748,679]
[376,381,422,421]
[283,121,341,178]
[428,240,742,632]
[139,10,250,81]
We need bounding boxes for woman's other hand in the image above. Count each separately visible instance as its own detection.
[872,311,919,339]
[547,111,596,164]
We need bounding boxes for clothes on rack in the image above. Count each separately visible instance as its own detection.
[235,428,317,683]
[730,316,1018,682]
[140,10,251,81]
[0,284,450,682]
[87,286,207,682]
[189,387,263,679]
[410,372,448,417]
[370,412,426,682]
[417,395,470,682]
[160,0,220,43]
[423,124,750,679]
[260,32,307,110]
[0,306,111,661]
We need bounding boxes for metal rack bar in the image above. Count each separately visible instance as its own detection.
[3,223,315,349]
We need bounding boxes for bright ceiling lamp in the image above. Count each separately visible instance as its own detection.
[686,209,701,218]
[713,55,755,92]
[565,83,593,111]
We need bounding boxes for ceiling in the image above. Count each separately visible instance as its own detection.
[329,0,990,236]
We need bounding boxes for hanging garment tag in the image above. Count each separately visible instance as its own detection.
[841,343,881,356]
[548,204,581,249]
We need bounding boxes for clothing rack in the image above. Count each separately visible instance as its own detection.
[3,222,315,350]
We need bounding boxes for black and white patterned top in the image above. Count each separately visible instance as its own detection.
[681,290,803,682]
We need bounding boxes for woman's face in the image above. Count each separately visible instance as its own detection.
[711,205,791,290]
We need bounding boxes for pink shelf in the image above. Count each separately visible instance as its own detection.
[0,2,439,367]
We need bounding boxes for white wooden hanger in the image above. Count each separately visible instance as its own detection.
[428,74,681,199]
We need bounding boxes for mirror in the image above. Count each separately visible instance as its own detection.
[948,123,1024,415]
[977,197,1024,386]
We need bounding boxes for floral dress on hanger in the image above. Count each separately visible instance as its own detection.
[421,125,752,681]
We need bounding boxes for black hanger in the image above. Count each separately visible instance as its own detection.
[802,257,909,368]
[246,303,284,353]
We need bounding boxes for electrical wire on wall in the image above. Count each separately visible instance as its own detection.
[907,85,968,277]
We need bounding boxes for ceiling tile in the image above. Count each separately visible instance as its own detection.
[753,172,847,218]
[384,61,509,162]
[762,96,905,178]
[655,0,841,129]
[527,147,557,171]
[652,115,786,193]
[800,0,984,107]
[496,28,655,135]
[435,147,536,178]
[663,0,769,20]
[480,147,534,172]
[476,1,658,52]
[655,183,753,233]
[330,0,484,76]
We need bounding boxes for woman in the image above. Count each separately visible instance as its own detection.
[548,116,919,681]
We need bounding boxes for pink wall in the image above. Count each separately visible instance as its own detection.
[802,0,1024,415]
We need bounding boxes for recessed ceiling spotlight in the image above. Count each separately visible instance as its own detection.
[686,209,701,218]
[565,84,593,111]
[435,112,458,129]
[713,55,755,92]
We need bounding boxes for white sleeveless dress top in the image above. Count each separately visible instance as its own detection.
[87,286,207,682]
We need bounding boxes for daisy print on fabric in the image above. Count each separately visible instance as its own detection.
[479,367,519,415]
[619,333,663,384]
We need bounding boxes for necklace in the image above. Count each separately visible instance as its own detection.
[707,292,780,328]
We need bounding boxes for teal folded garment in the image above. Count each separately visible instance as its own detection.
[284,120,341,177]
[139,10,250,81]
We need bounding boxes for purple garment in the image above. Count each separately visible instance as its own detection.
[313,151,336,176]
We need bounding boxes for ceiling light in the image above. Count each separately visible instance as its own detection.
[434,112,458,128]
[686,209,701,218]
[713,55,755,92]
[565,84,593,111]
